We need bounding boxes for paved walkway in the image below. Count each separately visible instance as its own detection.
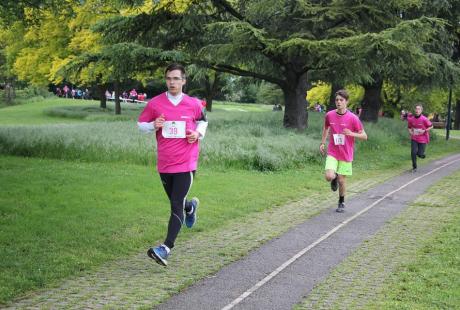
[157,153,460,310]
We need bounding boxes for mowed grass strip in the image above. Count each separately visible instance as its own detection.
[370,181,460,309]
[0,98,97,125]
[0,98,269,126]
[296,170,460,310]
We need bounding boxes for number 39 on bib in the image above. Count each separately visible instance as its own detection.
[162,121,186,138]
[333,133,345,146]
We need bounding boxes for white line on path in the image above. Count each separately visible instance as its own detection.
[221,157,460,310]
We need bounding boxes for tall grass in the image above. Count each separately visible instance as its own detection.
[0,109,455,171]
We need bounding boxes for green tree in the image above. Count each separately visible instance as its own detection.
[186,66,225,111]
[96,0,458,129]
[357,0,460,122]
[0,0,60,21]
[307,82,330,108]
[256,82,283,106]
[51,0,122,109]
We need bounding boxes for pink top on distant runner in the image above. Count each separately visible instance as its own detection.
[325,110,364,162]
[407,114,432,144]
[138,93,203,173]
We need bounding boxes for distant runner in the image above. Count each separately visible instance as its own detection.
[407,104,433,172]
[138,63,208,266]
[320,89,367,213]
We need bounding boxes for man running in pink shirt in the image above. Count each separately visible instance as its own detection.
[407,104,433,172]
[320,89,367,213]
[138,63,208,266]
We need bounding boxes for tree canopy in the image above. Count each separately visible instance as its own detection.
[93,0,459,127]
[1,0,459,126]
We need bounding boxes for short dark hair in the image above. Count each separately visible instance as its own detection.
[165,63,186,78]
[335,89,349,100]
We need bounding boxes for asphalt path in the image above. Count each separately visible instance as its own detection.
[156,153,460,310]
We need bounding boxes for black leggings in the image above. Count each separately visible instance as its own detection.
[411,140,426,169]
[159,171,195,249]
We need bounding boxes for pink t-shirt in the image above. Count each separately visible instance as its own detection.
[325,110,364,162]
[138,93,203,173]
[407,114,432,144]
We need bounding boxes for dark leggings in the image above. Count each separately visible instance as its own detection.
[411,140,426,169]
[159,171,195,249]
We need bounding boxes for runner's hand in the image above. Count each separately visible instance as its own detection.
[186,130,199,143]
[154,114,165,130]
[343,128,353,136]
[319,143,326,155]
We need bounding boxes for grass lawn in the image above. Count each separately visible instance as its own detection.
[212,100,273,112]
[0,98,96,125]
[433,128,460,139]
[0,98,271,125]
[374,206,460,309]
[1,98,460,305]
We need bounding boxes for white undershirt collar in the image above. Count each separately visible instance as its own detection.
[166,92,183,106]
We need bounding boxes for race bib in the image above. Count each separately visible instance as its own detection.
[162,121,186,138]
[413,128,424,135]
[333,134,345,146]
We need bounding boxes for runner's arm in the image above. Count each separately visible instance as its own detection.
[137,121,155,133]
[354,129,367,140]
[320,126,329,154]
[407,121,414,135]
[137,101,161,133]
[343,128,367,140]
[195,108,208,140]
[321,126,329,145]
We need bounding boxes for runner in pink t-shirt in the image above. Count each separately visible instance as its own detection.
[137,64,208,266]
[320,89,367,213]
[407,104,433,172]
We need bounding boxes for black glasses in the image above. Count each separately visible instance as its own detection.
[166,77,183,82]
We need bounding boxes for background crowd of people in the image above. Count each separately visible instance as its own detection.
[104,88,148,103]
[55,85,91,100]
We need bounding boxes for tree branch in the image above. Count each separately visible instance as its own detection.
[209,1,288,67]
[207,63,285,86]
[210,0,245,21]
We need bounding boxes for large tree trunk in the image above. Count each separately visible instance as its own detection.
[454,98,460,130]
[282,72,308,130]
[98,84,107,109]
[360,78,383,122]
[204,75,212,112]
[203,71,221,112]
[114,81,121,115]
[205,95,213,112]
[327,82,343,111]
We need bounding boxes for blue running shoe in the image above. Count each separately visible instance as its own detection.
[185,197,199,228]
[147,245,169,266]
